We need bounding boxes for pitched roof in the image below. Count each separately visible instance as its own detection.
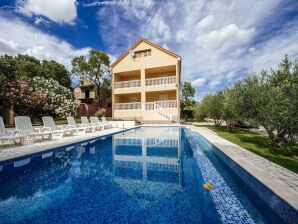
[110,37,181,68]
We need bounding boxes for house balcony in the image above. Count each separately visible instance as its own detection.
[145,76,176,86]
[114,80,141,89]
[114,100,177,110]
[114,102,142,110]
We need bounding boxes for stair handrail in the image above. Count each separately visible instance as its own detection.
[154,102,172,120]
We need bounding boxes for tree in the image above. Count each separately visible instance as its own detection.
[33,77,77,117]
[71,50,111,108]
[180,82,196,120]
[41,60,71,88]
[194,102,207,121]
[201,92,224,126]
[15,54,42,79]
[4,80,49,120]
[254,56,298,148]
[0,55,18,113]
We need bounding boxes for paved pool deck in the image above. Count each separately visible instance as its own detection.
[187,125,298,212]
[0,127,128,163]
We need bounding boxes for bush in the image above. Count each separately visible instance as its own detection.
[33,77,77,117]
[95,108,106,118]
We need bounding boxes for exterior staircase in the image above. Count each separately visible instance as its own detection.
[140,102,176,124]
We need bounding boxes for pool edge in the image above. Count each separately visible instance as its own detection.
[186,125,298,223]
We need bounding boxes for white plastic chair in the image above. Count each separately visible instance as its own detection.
[0,116,25,145]
[14,116,52,142]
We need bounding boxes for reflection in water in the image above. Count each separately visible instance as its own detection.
[112,127,182,187]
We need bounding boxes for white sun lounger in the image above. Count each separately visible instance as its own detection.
[42,116,75,137]
[0,116,25,145]
[67,116,93,133]
[90,116,109,129]
[101,117,112,128]
[81,116,103,131]
[14,116,52,142]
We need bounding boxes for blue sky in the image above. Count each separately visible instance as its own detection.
[0,0,298,100]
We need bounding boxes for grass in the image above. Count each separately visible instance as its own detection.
[196,125,298,174]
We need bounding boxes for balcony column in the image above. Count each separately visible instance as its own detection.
[176,60,181,121]
[141,69,146,110]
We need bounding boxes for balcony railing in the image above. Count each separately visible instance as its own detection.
[155,100,177,108]
[114,102,142,110]
[145,76,176,86]
[114,80,141,89]
[115,100,177,110]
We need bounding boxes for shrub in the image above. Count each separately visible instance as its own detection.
[95,108,106,118]
[33,77,77,117]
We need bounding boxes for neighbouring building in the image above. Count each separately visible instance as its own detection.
[110,38,182,123]
[73,78,112,117]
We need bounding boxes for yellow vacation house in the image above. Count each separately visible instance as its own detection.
[110,38,182,123]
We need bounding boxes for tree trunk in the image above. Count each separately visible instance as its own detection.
[265,126,284,149]
[96,84,102,108]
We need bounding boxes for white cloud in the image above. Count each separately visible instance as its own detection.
[196,24,255,50]
[176,30,187,43]
[208,79,222,88]
[162,43,169,50]
[0,14,90,70]
[192,78,206,87]
[196,15,215,33]
[58,0,298,100]
[16,0,77,24]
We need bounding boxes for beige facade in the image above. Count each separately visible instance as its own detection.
[73,79,99,117]
[111,38,181,123]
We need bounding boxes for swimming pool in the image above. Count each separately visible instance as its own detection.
[0,127,294,223]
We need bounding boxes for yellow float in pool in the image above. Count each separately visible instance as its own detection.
[203,183,212,191]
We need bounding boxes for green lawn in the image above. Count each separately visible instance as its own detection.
[196,125,298,174]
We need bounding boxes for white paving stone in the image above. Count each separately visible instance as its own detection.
[188,125,298,211]
[0,127,128,162]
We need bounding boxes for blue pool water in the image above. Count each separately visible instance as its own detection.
[0,127,290,223]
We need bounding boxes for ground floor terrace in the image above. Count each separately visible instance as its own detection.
[113,90,179,122]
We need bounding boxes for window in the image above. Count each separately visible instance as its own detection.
[85,89,90,98]
[134,49,151,58]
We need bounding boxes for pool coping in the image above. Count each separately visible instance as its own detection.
[0,126,138,164]
[187,125,298,213]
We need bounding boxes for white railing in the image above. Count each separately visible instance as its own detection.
[114,101,174,121]
[114,102,141,110]
[114,80,141,88]
[155,100,177,108]
[116,101,177,111]
[145,76,176,86]
[154,102,172,120]
[145,102,154,110]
